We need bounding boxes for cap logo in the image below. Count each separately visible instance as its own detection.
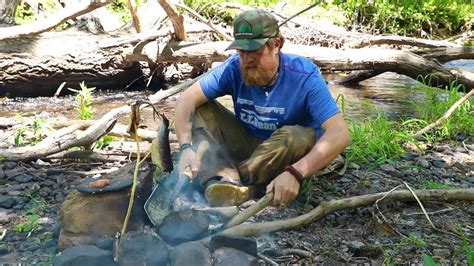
[235,21,254,37]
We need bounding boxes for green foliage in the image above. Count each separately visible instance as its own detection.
[14,0,61,24]
[423,180,457,189]
[94,135,114,150]
[458,226,474,265]
[408,82,474,142]
[334,0,474,37]
[345,110,409,166]
[422,254,439,266]
[107,0,143,23]
[14,128,26,147]
[13,214,40,233]
[404,233,427,248]
[68,82,96,120]
[13,115,52,147]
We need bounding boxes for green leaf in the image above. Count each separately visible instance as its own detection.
[422,254,439,266]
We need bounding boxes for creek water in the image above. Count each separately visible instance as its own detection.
[1,60,472,125]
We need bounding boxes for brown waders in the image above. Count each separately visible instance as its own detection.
[191,101,317,206]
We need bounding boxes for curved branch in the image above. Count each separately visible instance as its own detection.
[0,1,114,41]
[218,188,474,237]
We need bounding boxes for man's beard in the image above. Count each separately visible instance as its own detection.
[241,61,278,87]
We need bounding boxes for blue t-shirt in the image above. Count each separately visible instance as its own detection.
[199,53,340,140]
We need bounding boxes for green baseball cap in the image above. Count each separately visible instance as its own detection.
[226,9,279,51]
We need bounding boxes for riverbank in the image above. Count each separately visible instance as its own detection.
[0,134,472,264]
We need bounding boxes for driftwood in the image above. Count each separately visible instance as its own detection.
[349,35,461,49]
[157,0,186,41]
[126,0,142,33]
[216,188,474,238]
[413,47,474,63]
[175,2,232,41]
[0,73,201,161]
[0,31,143,97]
[414,88,474,138]
[0,1,113,41]
[131,41,474,91]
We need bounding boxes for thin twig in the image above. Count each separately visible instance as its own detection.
[404,207,455,216]
[0,229,6,241]
[403,182,437,230]
[257,253,279,266]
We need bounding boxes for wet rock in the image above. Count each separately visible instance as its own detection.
[95,237,114,251]
[433,248,450,258]
[19,237,42,252]
[0,196,16,209]
[3,162,18,170]
[119,232,169,266]
[169,241,211,266]
[0,208,13,224]
[353,244,384,259]
[418,159,430,168]
[13,173,33,183]
[0,167,4,180]
[158,209,209,245]
[433,160,448,168]
[0,184,23,194]
[212,247,259,266]
[209,235,258,256]
[0,244,11,255]
[466,176,474,184]
[53,245,116,266]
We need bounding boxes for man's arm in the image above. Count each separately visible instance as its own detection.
[175,81,209,177]
[292,113,350,177]
[266,113,350,205]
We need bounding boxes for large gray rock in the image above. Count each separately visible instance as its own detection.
[158,209,209,245]
[212,247,259,266]
[0,196,16,209]
[170,241,211,266]
[58,162,153,250]
[119,232,169,266]
[208,234,257,256]
[53,245,116,266]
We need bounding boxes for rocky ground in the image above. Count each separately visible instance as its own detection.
[0,133,472,264]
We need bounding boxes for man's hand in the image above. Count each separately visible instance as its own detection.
[266,171,300,206]
[177,148,199,179]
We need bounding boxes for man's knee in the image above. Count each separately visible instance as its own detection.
[271,125,316,152]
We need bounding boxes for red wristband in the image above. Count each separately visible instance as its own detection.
[284,165,305,184]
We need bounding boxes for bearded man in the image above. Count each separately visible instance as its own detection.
[174,9,350,207]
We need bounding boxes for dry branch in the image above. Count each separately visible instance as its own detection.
[414,89,474,138]
[217,188,474,237]
[0,1,113,41]
[157,0,186,41]
[126,0,142,33]
[349,35,461,49]
[175,2,232,41]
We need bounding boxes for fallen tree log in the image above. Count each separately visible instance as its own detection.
[130,41,474,91]
[216,188,474,238]
[0,31,144,97]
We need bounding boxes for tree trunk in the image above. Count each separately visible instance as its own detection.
[0,31,143,97]
[157,0,186,41]
[0,0,20,25]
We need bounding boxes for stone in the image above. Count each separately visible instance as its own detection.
[0,208,13,224]
[118,232,169,266]
[158,209,209,245]
[212,247,259,266]
[433,248,450,258]
[0,244,11,255]
[0,167,4,180]
[95,237,114,250]
[379,164,396,173]
[169,241,211,266]
[418,159,430,168]
[53,245,116,266]
[208,234,258,256]
[0,196,16,209]
[348,240,365,251]
[19,238,42,252]
[13,173,33,183]
[58,162,153,250]
[432,160,448,168]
